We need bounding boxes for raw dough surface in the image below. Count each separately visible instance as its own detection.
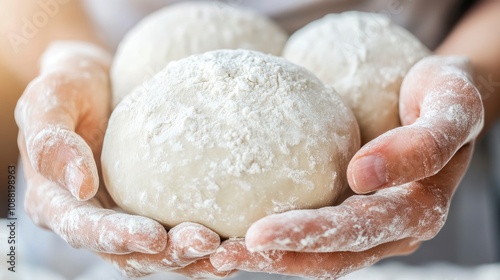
[102,49,360,238]
[283,12,430,143]
[111,1,287,107]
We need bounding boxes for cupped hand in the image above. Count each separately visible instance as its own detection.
[210,56,484,278]
[21,159,227,278]
[348,55,483,194]
[15,41,110,200]
[16,41,229,278]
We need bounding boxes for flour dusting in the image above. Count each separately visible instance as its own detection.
[246,182,449,253]
[283,11,431,143]
[25,179,166,255]
[102,49,360,238]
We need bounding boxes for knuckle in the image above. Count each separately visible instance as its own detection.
[80,118,108,150]
[14,77,48,126]
[454,75,483,114]
[54,222,86,250]
[94,225,130,253]
[25,73,65,98]
[392,127,447,183]
[26,72,82,106]
[391,127,449,185]
[418,128,447,175]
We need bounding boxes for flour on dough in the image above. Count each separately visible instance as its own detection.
[102,49,360,238]
[111,1,288,107]
[283,12,430,143]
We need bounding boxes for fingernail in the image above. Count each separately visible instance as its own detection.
[64,161,84,199]
[351,155,387,193]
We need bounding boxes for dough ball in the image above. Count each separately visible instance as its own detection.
[283,12,430,144]
[111,1,287,107]
[102,49,360,238]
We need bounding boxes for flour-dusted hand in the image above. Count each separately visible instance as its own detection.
[348,56,484,194]
[16,41,228,278]
[99,222,228,278]
[15,41,111,200]
[21,156,226,278]
[210,56,484,278]
[211,143,473,278]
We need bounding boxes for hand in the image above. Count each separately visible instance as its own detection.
[15,41,110,201]
[21,163,226,278]
[210,56,484,278]
[16,41,229,278]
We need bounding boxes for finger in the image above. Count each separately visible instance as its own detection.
[211,238,420,279]
[174,259,234,279]
[246,144,473,253]
[21,137,167,255]
[245,186,426,253]
[348,56,483,193]
[168,222,221,265]
[104,258,232,279]
[99,223,221,278]
[15,43,111,200]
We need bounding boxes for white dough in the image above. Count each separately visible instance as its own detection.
[111,1,288,107]
[102,49,360,238]
[283,12,430,143]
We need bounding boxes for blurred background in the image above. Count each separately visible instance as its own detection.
[0,0,499,279]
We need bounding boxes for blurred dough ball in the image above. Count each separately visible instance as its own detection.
[283,12,430,144]
[102,49,360,238]
[111,1,287,106]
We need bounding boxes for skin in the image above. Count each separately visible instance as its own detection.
[1,0,500,279]
[1,1,226,278]
[211,0,500,278]
[211,57,482,278]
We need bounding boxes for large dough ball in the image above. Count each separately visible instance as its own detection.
[111,1,287,107]
[102,49,360,238]
[283,12,430,144]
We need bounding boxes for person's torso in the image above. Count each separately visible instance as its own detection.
[82,0,471,51]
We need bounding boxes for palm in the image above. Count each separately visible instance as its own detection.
[210,56,484,279]
[16,41,229,278]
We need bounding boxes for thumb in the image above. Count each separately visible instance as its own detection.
[348,56,484,193]
[15,42,111,200]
